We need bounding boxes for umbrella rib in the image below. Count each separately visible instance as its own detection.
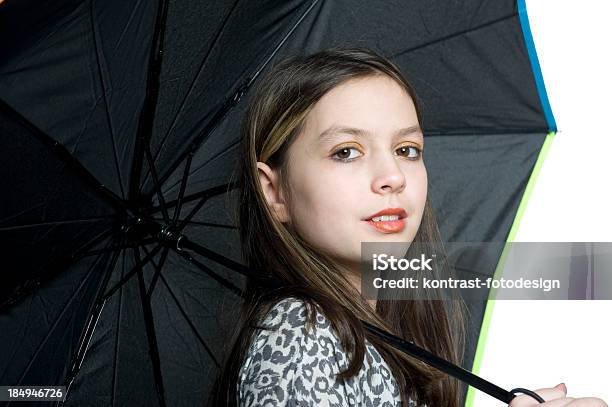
[1,227,116,311]
[154,218,236,231]
[64,237,125,397]
[142,0,243,188]
[148,93,241,203]
[157,272,220,368]
[146,246,170,298]
[243,0,320,90]
[423,128,548,137]
[128,0,170,201]
[111,247,127,407]
[102,244,163,301]
[177,194,210,231]
[139,245,221,368]
[78,237,158,259]
[389,11,518,59]
[0,98,127,213]
[149,0,320,196]
[89,0,126,199]
[145,146,170,223]
[0,216,113,232]
[172,248,243,297]
[174,182,240,231]
[14,237,119,386]
[158,139,239,200]
[179,237,251,278]
[147,182,237,217]
[135,247,167,407]
[172,151,194,225]
[0,202,45,225]
[69,227,116,262]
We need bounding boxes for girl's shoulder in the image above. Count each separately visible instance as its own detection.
[256,296,330,335]
[238,296,406,406]
[244,296,341,368]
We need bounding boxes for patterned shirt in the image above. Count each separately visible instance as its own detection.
[237,297,414,406]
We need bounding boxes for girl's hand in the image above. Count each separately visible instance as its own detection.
[509,383,608,407]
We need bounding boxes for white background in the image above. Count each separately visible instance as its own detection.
[472,1,612,406]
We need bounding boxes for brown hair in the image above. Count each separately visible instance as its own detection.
[210,48,466,407]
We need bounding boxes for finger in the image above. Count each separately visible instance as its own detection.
[533,387,568,401]
[511,388,568,407]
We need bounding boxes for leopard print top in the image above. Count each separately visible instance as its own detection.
[237,297,415,406]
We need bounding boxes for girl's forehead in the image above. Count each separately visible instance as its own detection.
[318,75,407,103]
[310,77,414,117]
[301,77,419,141]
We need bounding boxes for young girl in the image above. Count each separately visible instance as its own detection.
[211,48,607,407]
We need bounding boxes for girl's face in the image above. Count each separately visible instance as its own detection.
[258,75,427,271]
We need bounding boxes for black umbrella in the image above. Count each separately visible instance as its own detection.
[0,0,554,405]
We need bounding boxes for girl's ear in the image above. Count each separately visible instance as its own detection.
[256,161,290,223]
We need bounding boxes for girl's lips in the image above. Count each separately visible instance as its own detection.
[364,218,406,233]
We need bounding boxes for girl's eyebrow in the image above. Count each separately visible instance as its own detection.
[318,124,423,143]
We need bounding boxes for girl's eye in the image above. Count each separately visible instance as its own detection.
[396,145,422,160]
[332,146,362,162]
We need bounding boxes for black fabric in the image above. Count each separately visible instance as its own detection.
[0,0,156,198]
[0,0,550,405]
[0,244,117,404]
[425,132,546,373]
[0,100,116,306]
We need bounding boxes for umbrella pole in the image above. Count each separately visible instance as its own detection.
[362,321,544,404]
[174,235,543,404]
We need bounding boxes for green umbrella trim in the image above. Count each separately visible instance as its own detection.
[465,130,557,407]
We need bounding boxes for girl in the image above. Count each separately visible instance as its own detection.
[211,48,607,407]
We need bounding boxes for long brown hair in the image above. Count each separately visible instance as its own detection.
[210,48,466,407]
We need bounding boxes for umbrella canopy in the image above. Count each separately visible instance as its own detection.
[0,0,555,405]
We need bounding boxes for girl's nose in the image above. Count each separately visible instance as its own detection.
[371,159,406,194]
